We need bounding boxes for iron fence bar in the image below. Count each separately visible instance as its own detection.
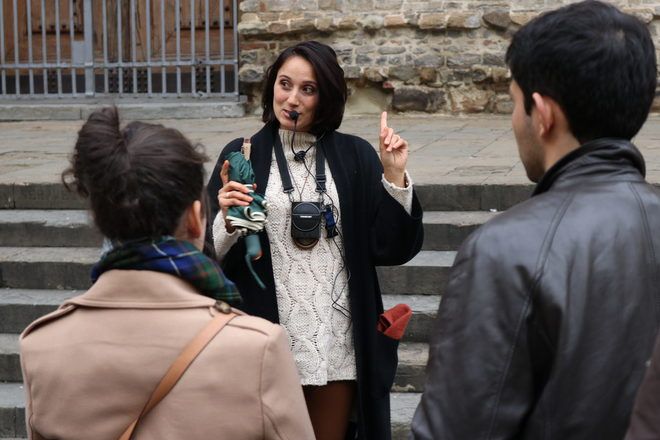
[190,0,195,95]
[204,0,210,94]
[146,0,152,96]
[1,0,6,96]
[175,0,181,96]
[26,0,34,95]
[219,0,225,94]
[0,0,240,100]
[69,0,76,95]
[12,0,19,95]
[88,91,238,98]
[117,0,123,96]
[3,59,235,69]
[55,0,63,96]
[160,0,166,95]
[8,91,239,100]
[131,0,137,94]
[103,0,109,93]
[40,0,47,95]
[83,0,93,96]
[233,0,238,97]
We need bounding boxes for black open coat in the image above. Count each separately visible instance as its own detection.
[205,122,424,439]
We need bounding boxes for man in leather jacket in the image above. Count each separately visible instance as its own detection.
[411,2,660,439]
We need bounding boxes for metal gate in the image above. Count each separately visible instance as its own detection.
[0,0,239,100]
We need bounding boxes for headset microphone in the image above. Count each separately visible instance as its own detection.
[288,110,303,161]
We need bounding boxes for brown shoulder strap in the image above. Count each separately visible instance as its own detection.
[241,137,252,160]
[118,310,237,440]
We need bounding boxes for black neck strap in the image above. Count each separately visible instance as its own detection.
[274,132,326,195]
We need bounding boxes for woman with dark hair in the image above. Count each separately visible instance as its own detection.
[20,107,314,440]
[207,41,423,440]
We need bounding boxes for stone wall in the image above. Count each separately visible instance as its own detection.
[237,0,660,114]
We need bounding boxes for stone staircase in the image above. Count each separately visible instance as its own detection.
[0,181,533,439]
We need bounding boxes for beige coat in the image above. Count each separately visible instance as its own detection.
[20,270,315,440]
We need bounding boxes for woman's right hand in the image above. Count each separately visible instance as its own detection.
[218,160,254,233]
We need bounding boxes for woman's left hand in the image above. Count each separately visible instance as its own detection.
[379,111,408,187]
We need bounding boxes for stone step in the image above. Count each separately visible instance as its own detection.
[0,211,101,247]
[0,385,421,440]
[0,247,99,290]
[0,99,246,122]
[0,289,80,333]
[415,183,533,212]
[0,181,536,211]
[0,289,440,384]
[0,285,438,348]
[391,392,422,440]
[0,209,489,251]
[0,292,434,383]
[377,250,455,296]
[0,334,20,383]
[0,328,430,390]
[394,342,429,393]
[0,383,26,439]
[422,210,497,250]
[0,246,455,294]
[0,183,85,210]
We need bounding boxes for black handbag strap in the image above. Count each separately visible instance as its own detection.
[273,132,326,196]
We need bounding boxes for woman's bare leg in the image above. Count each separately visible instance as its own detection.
[303,380,357,440]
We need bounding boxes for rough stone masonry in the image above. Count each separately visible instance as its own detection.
[236,0,660,114]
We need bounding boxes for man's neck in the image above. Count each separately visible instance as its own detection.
[542,132,581,173]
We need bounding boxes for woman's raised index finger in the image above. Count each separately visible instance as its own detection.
[380,111,388,132]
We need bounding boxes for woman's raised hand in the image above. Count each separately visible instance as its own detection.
[218,160,254,232]
[378,111,408,187]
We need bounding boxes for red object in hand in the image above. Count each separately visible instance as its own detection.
[377,303,412,341]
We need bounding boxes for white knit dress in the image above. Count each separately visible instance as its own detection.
[213,129,413,385]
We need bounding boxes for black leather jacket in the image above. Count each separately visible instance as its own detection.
[412,139,660,440]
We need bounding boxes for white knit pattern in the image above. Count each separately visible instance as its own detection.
[212,129,414,385]
[266,130,355,385]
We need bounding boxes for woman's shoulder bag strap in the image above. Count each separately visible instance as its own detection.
[118,305,237,440]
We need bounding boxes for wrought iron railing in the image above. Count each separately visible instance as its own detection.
[0,0,239,99]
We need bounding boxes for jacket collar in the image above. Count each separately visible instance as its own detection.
[533,138,646,196]
[65,270,216,309]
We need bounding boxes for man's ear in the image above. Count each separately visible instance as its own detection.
[531,92,555,138]
[184,200,204,240]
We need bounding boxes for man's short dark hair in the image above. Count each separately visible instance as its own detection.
[261,41,348,135]
[506,0,657,143]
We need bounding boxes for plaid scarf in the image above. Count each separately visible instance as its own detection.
[91,236,241,304]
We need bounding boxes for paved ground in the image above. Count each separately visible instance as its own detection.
[3,113,660,186]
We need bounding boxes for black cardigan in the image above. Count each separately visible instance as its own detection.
[206,122,424,440]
